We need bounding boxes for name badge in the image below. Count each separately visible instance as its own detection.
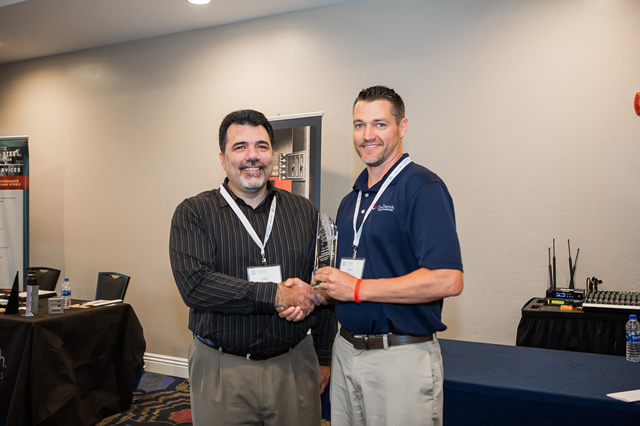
[340,258,365,279]
[247,265,283,283]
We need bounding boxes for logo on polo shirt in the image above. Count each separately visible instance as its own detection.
[375,204,395,212]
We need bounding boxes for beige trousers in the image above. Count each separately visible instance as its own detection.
[188,336,321,426]
[330,331,444,426]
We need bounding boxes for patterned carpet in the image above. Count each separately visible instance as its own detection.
[98,372,192,425]
[98,371,330,425]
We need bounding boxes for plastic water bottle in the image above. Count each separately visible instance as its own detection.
[62,278,72,308]
[626,314,640,362]
[25,271,39,315]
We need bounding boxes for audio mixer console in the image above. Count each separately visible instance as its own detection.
[582,290,640,313]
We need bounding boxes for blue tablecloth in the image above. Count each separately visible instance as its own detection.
[441,338,640,425]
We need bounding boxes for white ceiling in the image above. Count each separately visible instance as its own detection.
[0,0,354,65]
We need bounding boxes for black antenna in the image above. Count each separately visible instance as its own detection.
[548,247,553,289]
[568,240,574,289]
[552,239,557,290]
[571,248,580,289]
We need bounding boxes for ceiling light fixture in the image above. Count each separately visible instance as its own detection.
[188,0,211,4]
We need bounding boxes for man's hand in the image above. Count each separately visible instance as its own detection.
[312,267,359,302]
[277,280,332,321]
[319,365,331,394]
[311,287,332,305]
[275,278,316,321]
[276,305,305,322]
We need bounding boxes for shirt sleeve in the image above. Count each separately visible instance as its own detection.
[310,304,337,366]
[408,182,463,271]
[169,199,277,314]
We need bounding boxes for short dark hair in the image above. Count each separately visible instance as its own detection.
[353,85,405,124]
[218,109,274,153]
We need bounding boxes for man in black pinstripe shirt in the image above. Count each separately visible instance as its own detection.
[170,109,335,425]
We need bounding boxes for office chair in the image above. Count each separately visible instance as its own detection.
[95,272,130,301]
[26,267,61,291]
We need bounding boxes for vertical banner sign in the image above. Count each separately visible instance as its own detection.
[0,137,29,288]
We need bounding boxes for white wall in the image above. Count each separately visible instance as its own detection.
[1,0,639,358]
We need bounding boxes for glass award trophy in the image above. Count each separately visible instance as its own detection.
[314,213,338,275]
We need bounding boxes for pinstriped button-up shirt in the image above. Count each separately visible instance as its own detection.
[170,180,335,364]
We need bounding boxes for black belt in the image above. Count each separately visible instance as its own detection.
[196,335,295,361]
[340,327,433,350]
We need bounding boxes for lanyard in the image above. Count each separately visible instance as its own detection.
[219,183,277,265]
[352,156,412,258]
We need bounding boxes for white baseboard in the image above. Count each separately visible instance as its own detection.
[143,353,189,379]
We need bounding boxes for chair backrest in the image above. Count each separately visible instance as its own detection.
[26,267,61,291]
[95,272,130,301]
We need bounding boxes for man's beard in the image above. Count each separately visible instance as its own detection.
[356,145,386,167]
[239,162,268,189]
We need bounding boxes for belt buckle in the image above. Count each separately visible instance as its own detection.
[353,332,389,350]
[353,333,376,350]
[352,333,368,350]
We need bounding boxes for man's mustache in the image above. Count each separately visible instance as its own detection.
[239,162,265,170]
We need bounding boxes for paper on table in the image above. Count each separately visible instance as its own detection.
[18,290,57,298]
[82,299,122,307]
[607,389,640,402]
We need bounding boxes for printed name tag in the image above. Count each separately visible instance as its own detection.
[247,265,283,283]
[339,258,365,279]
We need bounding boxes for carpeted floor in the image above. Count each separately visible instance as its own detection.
[98,371,330,425]
[98,372,192,425]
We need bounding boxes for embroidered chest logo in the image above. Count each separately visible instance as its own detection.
[375,204,395,212]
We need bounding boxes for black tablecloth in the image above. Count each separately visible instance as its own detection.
[441,338,640,425]
[516,297,632,355]
[0,300,145,425]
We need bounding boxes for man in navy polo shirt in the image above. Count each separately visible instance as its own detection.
[313,85,463,425]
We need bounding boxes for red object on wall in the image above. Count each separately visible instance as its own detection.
[635,92,640,116]
[269,177,292,192]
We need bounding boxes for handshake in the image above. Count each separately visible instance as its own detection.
[274,278,329,322]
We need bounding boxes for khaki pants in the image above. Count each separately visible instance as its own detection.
[330,331,443,426]
[188,336,321,426]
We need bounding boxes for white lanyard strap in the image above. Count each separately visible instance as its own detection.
[219,183,277,265]
[352,156,412,257]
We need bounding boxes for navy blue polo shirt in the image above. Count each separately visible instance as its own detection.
[335,153,463,336]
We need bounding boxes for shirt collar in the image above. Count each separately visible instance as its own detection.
[221,178,276,209]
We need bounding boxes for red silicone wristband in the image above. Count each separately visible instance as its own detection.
[354,279,363,304]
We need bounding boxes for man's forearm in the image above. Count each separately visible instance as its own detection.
[358,268,463,304]
[173,267,278,313]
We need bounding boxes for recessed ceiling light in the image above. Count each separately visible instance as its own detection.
[188,0,211,4]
